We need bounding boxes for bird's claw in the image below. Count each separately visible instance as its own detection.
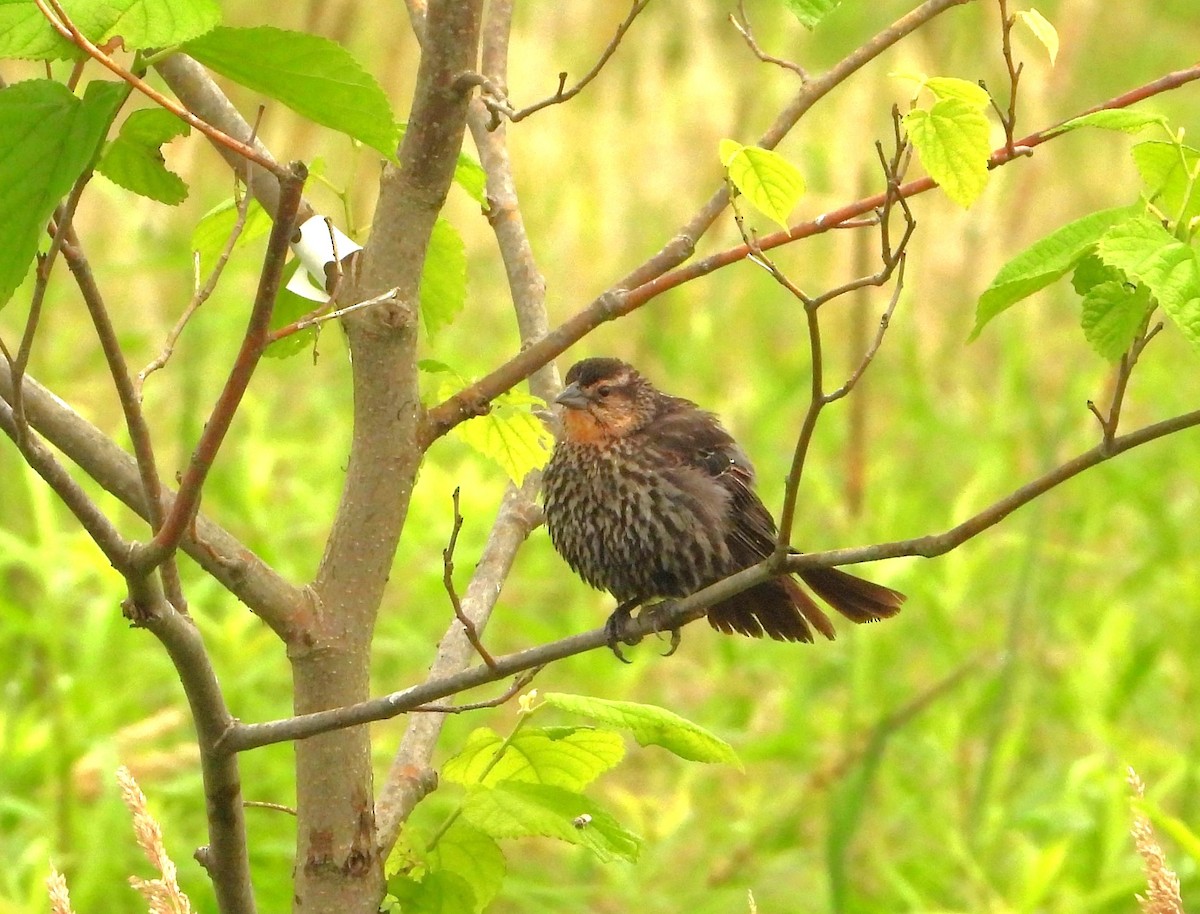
[642,601,682,657]
[604,599,643,663]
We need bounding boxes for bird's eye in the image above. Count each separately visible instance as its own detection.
[596,385,613,398]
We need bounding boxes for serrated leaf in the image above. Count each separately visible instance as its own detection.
[0,0,219,60]
[448,386,553,484]
[387,871,476,914]
[1015,9,1058,65]
[97,108,190,204]
[184,25,400,158]
[426,822,505,913]
[542,692,742,768]
[0,79,125,308]
[421,218,466,336]
[971,205,1138,337]
[1053,109,1166,136]
[461,782,642,864]
[191,194,273,273]
[782,0,841,29]
[1132,140,1200,228]
[720,140,806,229]
[1095,215,1200,350]
[922,76,990,110]
[904,98,991,208]
[1079,281,1152,360]
[1071,254,1124,296]
[442,726,624,790]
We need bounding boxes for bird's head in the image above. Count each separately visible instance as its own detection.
[555,357,655,444]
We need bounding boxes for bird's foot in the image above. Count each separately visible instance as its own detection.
[604,598,643,663]
[641,600,682,657]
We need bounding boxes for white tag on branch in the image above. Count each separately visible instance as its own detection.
[286,215,363,302]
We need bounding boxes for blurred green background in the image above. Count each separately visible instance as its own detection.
[3,1,1200,912]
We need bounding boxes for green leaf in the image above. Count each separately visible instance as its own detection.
[719,140,806,229]
[191,194,273,273]
[454,154,487,205]
[184,26,400,157]
[1095,215,1200,350]
[387,871,476,914]
[0,0,219,60]
[442,726,624,790]
[1015,9,1058,65]
[1052,109,1167,137]
[971,206,1138,338]
[1079,281,1152,360]
[1070,254,1123,295]
[903,97,991,208]
[542,692,742,768]
[1132,140,1200,228]
[0,79,125,308]
[426,822,505,913]
[97,108,190,204]
[421,218,466,337]
[782,0,841,29]
[265,259,318,359]
[448,387,553,485]
[461,782,642,864]
[922,76,990,110]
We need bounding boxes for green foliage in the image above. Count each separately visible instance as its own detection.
[903,92,991,208]
[96,108,191,204]
[183,26,401,157]
[1015,8,1059,65]
[0,78,125,308]
[974,119,1200,358]
[442,726,625,789]
[421,218,467,337]
[0,0,220,60]
[190,194,272,273]
[542,692,742,768]
[719,139,806,229]
[782,0,842,30]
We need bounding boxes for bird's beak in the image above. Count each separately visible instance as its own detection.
[555,383,592,410]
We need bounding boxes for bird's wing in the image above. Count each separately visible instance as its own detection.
[647,397,778,561]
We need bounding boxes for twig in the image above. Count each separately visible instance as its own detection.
[1088,318,1163,454]
[267,287,400,343]
[411,668,541,713]
[133,163,307,572]
[243,801,297,816]
[730,0,808,80]
[420,62,1200,445]
[138,122,264,397]
[33,0,285,178]
[991,0,1023,155]
[475,0,652,126]
[443,488,498,669]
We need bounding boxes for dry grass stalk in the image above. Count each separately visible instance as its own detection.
[1128,767,1185,914]
[117,765,194,914]
[46,867,77,914]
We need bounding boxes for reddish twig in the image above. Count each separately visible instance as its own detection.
[421,62,1200,445]
[133,164,307,571]
[33,0,285,179]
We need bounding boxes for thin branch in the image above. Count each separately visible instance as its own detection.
[1089,318,1163,454]
[420,61,1200,444]
[992,0,1023,155]
[0,370,310,640]
[134,164,307,571]
[220,406,1200,753]
[410,668,541,713]
[267,287,400,342]
[33,0,285,179]
[138,152,261,397]
[730,0,808,80]
[476,0,652,126]
[443,488,498,669]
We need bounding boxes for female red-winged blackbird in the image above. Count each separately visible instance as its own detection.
[541,357,904,649]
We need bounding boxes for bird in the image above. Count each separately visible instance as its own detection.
[541,356,904,655]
